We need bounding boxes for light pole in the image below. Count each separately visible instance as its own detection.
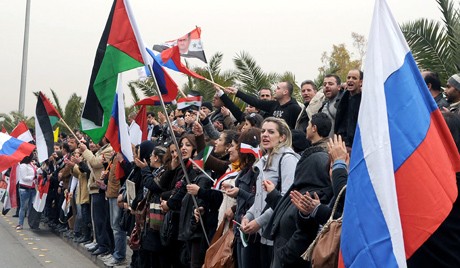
[19,0,31,116]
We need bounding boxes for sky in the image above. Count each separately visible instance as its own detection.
[0,0,442,118]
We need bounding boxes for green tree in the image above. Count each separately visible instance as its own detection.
[401,0,460,84]
[187,52,237,101]
[233,51,278,96]
[0,111,34,132]
[315,33,366,87]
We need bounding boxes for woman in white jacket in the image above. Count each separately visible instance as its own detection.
[241,117,300,268]
[16,153,37,230]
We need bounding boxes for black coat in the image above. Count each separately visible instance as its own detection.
[262,144,332,267]
[334,91,361,148]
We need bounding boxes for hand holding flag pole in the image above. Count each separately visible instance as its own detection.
[146,63,211,246]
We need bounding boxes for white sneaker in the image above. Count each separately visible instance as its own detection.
[104,258,128,267]
[84,242,96,249]
[100,254,113,262]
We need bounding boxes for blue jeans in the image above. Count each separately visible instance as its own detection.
[18,187,36,226]
[108,197,126,260]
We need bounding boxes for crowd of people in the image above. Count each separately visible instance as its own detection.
[5,69,460,268]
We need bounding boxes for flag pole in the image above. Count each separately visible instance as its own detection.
[59,118,82,144]
[189,159,215,182]
[147,63,211,246]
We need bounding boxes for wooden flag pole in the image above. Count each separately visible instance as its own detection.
[146,64,210,246]
[59,118,82,144]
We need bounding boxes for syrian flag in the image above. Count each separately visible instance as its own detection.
[35,91,61,163]
[11,121,33,142]
[156,46,205,80]
[177,96,202,110]
[212,170,239,190]
[152,27,207,63]
[129,105,148,146]
[32,173,50,213]
[105,74,135,163]
[81,0,149,143]
[193,146,213,169]
[240,143,262,159]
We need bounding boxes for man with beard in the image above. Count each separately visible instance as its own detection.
[445,73,460,114]
[295,80,318,133]
[319,74,343,136]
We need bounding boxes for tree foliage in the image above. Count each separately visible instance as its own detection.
[401,0,460,85]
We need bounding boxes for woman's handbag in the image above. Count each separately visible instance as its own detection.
[302,186,346,268]
[128,195,149,250]
[203,219,235,268]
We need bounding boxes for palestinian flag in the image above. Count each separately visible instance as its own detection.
[81,0,148,143]
[35,92,61,163]
[193,145,213,169]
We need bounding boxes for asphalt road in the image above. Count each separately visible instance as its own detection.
[0,213,98,268]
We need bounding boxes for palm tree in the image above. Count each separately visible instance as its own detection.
[186,52,237,101]
[233,51,279,95]
[401,0,460,84]
[0,111,34,132]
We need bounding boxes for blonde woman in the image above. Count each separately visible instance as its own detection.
[241,117,299,268]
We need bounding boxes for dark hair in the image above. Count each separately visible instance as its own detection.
[311,113,332,138]
[245,113,264,128]
[147,111,155,117]
[424,71,441,91]
[179,134,197,158]
[152,146,168,164]
[62,142,70,153]
[238,128,261,169]
[300,80,318,91]
[325,74,341,86]
[222,130,239,145]
[20,152,34,164]
[443,112,460,153]
[285,81,294,96]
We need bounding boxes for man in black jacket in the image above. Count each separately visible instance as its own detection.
[224,82,301,129]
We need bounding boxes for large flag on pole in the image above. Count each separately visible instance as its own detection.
[106,74,134,162]
[10,121,33,142]
[80,0,149,143]
[156,46,205,80]
[0,133,35,173]
[35,92,61,163]
[129,105,148,146]
[152,27,207,63]
[339,0,460,267]
[133,48,179,106]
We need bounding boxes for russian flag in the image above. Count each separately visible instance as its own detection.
[10,121,34,142]
[0,132,36,173]
[129,105,148,146]
[134,48,179,106]
[340,0,460,267]
[156,46,205,80]
[106,73,134,163]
